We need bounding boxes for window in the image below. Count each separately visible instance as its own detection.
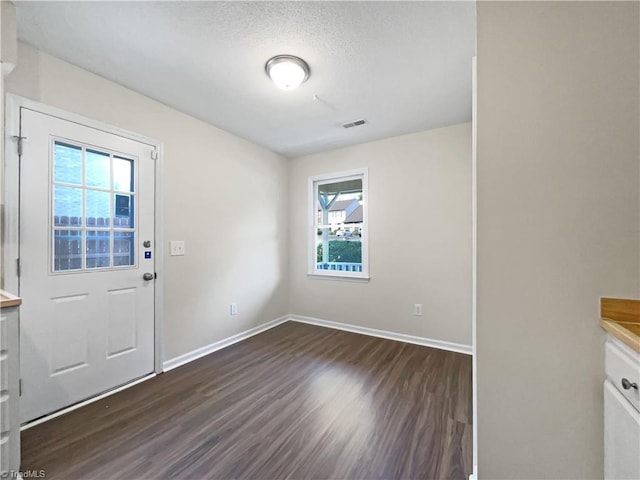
[52,140,137,272]
[309,168,369,279]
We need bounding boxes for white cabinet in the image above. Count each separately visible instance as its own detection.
[604,338,640,479]
[0,305,20,476]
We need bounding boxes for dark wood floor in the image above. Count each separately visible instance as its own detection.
[22,322,472,479]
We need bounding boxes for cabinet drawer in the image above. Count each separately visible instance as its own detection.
[604,380,640,479]
[606,339,640,412]
[0,315,8,392]
[0,314,7,350]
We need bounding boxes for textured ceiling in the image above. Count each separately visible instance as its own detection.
[15,1,476,157]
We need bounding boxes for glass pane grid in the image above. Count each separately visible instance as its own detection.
[51,140,137,273]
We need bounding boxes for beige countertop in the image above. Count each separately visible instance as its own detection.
[601,297,640,353]
[0,290,22,308]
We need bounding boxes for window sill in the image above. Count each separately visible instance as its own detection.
[307,273,370,283]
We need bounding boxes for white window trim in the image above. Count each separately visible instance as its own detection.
[307,168,369,281]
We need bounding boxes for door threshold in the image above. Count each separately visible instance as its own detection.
[20,372,156,431]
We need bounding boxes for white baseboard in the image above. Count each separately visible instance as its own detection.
[162,315,290,372]
[289,314,472,355]
[163,313,470,374]
[470,465,478,480]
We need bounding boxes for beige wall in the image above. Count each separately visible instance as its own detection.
[477,2,639,478]
[289,124,472,346]
[0,1,17,282]
[5,43,472,360]
[6,42,290,360]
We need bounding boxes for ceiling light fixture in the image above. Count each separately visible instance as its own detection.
[265,55,310,91]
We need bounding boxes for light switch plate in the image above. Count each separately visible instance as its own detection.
[170,240,185,256]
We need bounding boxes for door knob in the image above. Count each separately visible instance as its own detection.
[143,272,155,281]
[621,378,638,390]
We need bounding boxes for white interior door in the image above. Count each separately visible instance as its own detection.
[19,107,156,423]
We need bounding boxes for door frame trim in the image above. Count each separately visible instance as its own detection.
[3,93,165,375]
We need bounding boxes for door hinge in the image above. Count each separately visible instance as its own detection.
[12,135,26,156]
[19,379,22,396]
[151,149,158,161]
[16,258,21,277]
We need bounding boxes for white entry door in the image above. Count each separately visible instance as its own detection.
[19,107,156,423]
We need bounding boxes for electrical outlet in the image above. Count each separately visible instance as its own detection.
[230,303,238,316]
[170,240,185,256]
[414,304,423,316]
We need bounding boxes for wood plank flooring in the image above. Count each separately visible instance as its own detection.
[21,322,472,479]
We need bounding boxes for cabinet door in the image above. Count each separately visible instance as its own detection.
[0,308,20,476]
[605,380,640,479]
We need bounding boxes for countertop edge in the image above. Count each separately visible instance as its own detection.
[600,318,640,354]
[601,297,640,324]
[0,290,22,308]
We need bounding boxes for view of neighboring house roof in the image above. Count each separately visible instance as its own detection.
[316,199,356,212]
[344,205,363,224]
[328,199,356,212]
[318,199,357,212]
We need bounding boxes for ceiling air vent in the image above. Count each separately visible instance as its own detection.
[342,119,367,129]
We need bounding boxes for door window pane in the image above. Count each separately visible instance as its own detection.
[113,157,133,192]
[85,150,110,189]
[54,142,82,185]
[86,231,111,269]
[114,194,134,227]
[86,190,111,227]
[113,232,135,267]
[54,186,83,226]
[51,142,138,273]
[54,230,82,271]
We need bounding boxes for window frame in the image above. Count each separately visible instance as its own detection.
[307,168,369,281]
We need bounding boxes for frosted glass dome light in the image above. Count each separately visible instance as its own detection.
[265,55,310,91]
